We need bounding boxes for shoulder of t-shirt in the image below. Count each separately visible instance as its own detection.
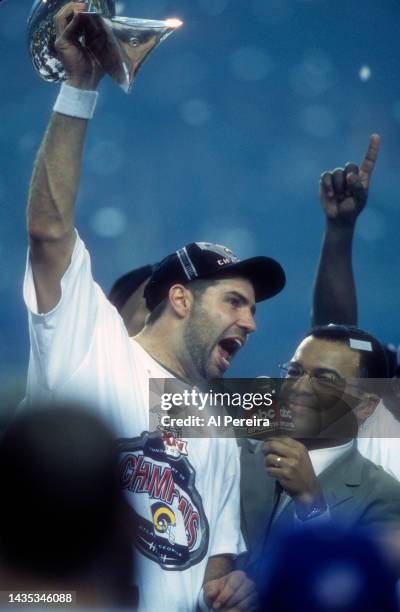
[129,339,173,378]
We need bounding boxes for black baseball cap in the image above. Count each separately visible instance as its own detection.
[144,242,286,311]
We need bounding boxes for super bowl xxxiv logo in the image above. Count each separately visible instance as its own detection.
[117,432,209,570]
[161,429,188,458]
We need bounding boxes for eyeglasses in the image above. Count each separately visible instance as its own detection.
[279,362,346,390]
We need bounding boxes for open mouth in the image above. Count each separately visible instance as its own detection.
[217,337,244,371]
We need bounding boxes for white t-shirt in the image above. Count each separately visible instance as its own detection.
[358,401,400,481]
[24,233,245,612]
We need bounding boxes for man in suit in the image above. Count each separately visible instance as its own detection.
[240,324,400,582]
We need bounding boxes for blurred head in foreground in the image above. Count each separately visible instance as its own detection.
[260,525,398,612]
[0,404,135,608]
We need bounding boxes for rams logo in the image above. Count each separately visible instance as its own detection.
[152,502,176,544]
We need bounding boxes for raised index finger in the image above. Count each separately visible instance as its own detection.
[359,133,380,178]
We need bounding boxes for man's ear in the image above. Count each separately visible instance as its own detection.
[168,284,193,318]
[354,393,380,425]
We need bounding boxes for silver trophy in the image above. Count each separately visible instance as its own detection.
[27,0,182,93]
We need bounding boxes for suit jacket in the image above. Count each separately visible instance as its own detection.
[239,439,400,574]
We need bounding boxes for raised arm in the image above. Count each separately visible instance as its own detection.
[27,2,104,314]
[311,134,380,326]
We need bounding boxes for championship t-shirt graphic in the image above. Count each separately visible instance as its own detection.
[117,431,210,570]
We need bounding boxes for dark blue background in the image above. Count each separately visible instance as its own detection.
[1,0,399,407]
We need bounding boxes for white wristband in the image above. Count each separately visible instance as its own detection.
[53,82,99,119]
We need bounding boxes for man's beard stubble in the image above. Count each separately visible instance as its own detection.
[182,302,217,383]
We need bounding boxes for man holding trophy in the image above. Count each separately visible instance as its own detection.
[23,1,287,609]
